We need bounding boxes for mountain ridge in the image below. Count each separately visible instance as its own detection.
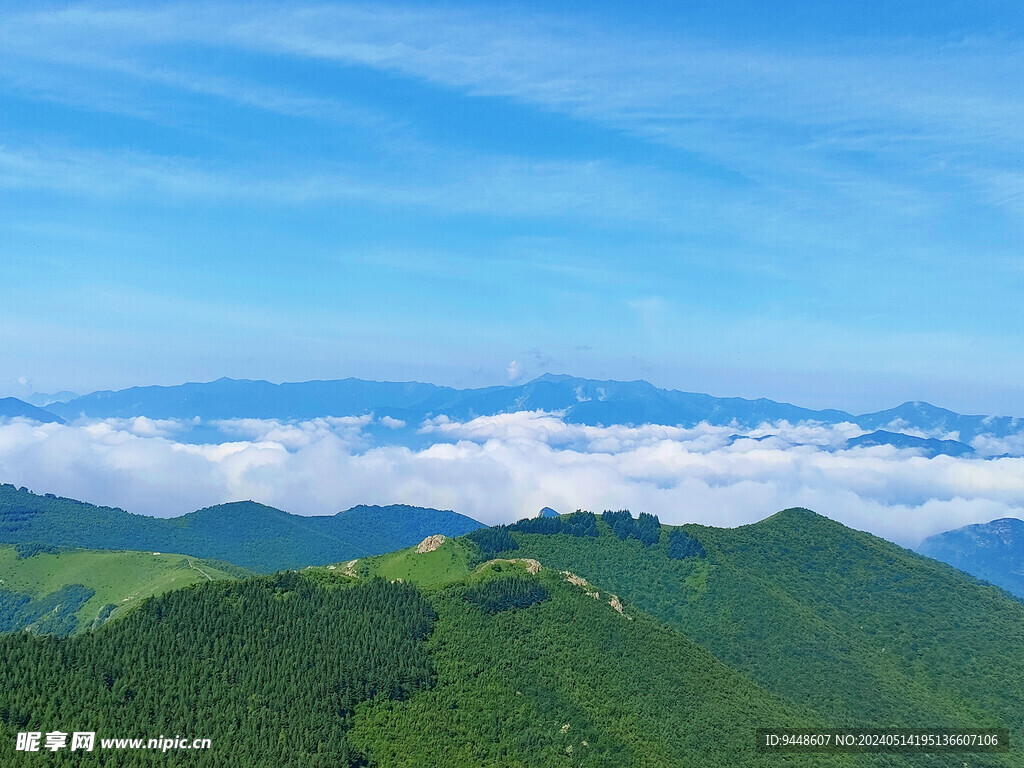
[918,517,1024,598]
[0,485,484,572]
[493,508,1024,742]
[0,397,65,424]
[44,374,1024,438]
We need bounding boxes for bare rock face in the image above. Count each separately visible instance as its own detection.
[602,593,626,618]
[416,534,447,553]
[562,570,600,599]
[521,558,542,575]
[485,558,542,574]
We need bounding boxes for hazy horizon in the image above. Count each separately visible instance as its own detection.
[8,370,1024,420]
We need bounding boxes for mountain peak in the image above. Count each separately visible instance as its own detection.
[755,507,830,529]
[529,373,578,384]
[0,397,66,424]
[182,500,289,522]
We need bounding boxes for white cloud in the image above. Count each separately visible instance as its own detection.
[1,412,1024,546]
[506,360,523,382]
[378,415,406,429]
[82,416,192,439]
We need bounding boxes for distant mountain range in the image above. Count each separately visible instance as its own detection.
[0,485,483,572]
[0,397,64,424]
[16,374,1020,445]
[22,390,78,407]
[918,517,1024,598]
[844,429,976,457]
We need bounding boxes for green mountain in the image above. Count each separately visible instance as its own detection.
[917,517,1024,598]
[343,534,480,586]
[0,484,483,572]
[0,544,246,635]
[0,573,437,767]
[0,562,859,768]
[486,509,1024,749]
[345,562,843,768]
[4,503,1024,765]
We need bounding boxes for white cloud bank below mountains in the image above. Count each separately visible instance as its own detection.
[2,411,1023,546]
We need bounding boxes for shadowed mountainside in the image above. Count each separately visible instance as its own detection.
[0,484,483,572]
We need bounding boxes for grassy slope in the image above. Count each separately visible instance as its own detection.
[349,536,478,586]
[505,511,1024,758]
[0,545,243,632]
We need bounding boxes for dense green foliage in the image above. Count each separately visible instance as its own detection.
[667,528,706,559]
[917,517,1024,598]
[13,542,75,558]
[0,484,482,572]
[0,544,244,634]
[349,568,856,768]
[510,511,1024,765]
[507,510,598,537]
[463,574,548,613]
[6,512,1024,766]
[602,510,661,546]
[8,495,1024,765]
[0,575,436,767]
[464,526,519,558]
[0,584,94,635]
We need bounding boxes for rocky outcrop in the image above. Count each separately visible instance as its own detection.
[416,534,447,553]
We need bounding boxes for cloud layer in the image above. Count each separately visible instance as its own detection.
[2,411,1023,546]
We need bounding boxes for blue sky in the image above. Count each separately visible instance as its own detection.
[2,1,1023,414]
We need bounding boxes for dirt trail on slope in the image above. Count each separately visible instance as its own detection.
[187,559,214,581]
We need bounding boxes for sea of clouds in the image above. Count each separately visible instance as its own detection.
[2,411,1023,546]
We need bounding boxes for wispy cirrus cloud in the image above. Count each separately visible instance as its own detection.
[5,3,1023,215]
[0,143,704,226]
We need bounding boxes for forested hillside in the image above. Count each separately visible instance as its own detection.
[348,563,852,768]
[3,522,1024,765]
[499,510,1024,749]
[0,485,482,571]
[0,562,863,768]
[0,575,437,767]
[918,517,1024,598]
